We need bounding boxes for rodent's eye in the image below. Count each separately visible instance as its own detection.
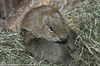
[49,27,53,32]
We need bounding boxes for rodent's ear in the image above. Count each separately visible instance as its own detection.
[43,15,49,25]
[21,29,28,33]
[20,29,28,36]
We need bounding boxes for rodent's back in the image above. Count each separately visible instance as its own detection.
[25,38,70,63]
[22,29,77,63]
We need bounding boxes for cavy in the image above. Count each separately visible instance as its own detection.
[21,29,77,63]
[21,5,77,63]
[21,5,69,42]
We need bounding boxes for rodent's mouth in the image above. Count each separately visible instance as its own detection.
[55,36,69,44]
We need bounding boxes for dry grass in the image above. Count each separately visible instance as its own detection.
[0,0,100,66]
[65,0,100,66]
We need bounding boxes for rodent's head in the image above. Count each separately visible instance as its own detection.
[38,11,69,42]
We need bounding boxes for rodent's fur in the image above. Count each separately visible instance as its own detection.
[21,29,77,63]
[21,5,69,42]
[21,5,77,63]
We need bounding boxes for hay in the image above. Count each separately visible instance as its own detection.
[64,0,100,66]
[0,0,100,65]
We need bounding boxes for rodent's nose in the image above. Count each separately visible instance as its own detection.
[60,38,65,41]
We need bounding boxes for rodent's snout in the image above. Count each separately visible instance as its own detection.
[59,35,67,41]
[60,38,65,41]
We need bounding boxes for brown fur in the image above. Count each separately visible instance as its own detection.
[21,5,77,63]
[21,5,69,42]
[22,29,77,63]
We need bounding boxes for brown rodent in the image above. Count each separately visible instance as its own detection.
[21,29,77,63]
[21,5,69,42]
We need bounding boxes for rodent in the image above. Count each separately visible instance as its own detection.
[21,5,69,42]
[21,29,77,63]
[21,5,77,63]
